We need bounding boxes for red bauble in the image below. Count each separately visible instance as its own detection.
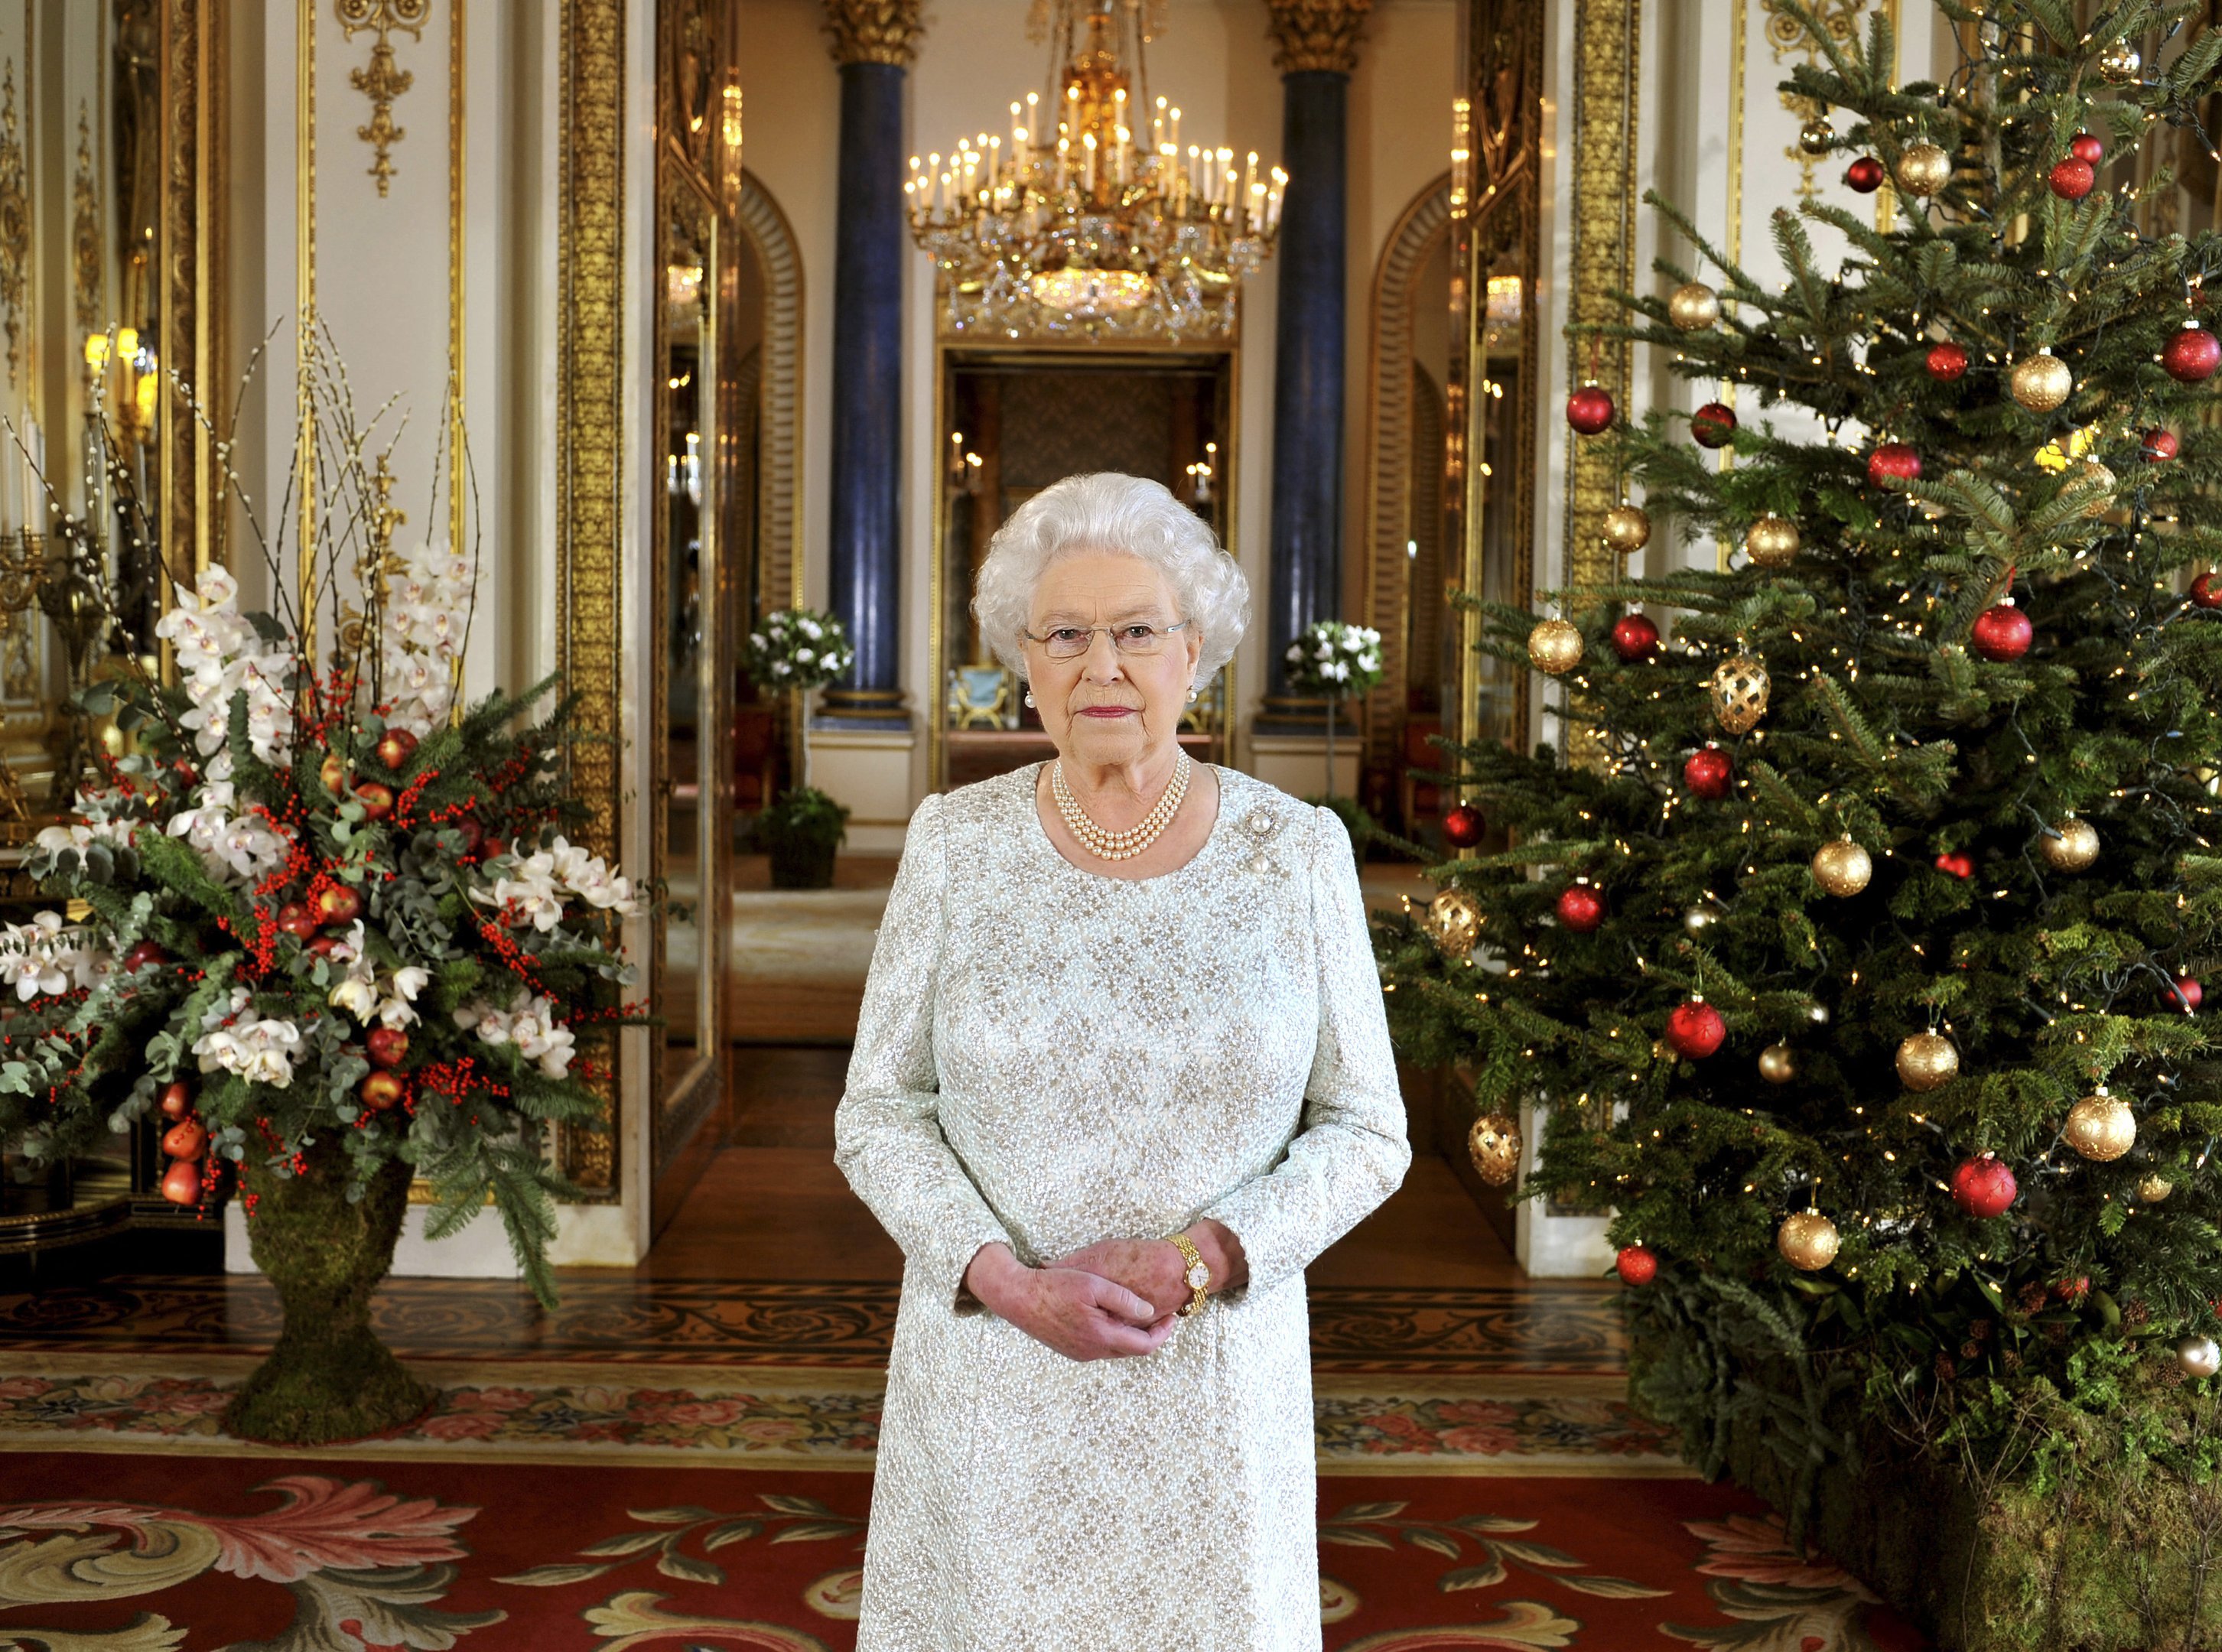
[1556,886,1606,933]
[161,1119,208,1161]
[1867,442,1922,487]
[1615,1245,1659,1286]
[1845,156,1885,193]
[355,782,395,821]
[2165,324,2222,383]
[1935,850,1976,880]
[1925,341,1968,382]
[159,1160,202,1206]
[2166,974,2204,1013]
[2068,132,2105,165]
[1443,802,1486,848]
[1612,613,1661,662]
[316,884,365,926]
[121,940,168,973]
[1684,747,1735,800]
[2048,157,2095,200]
[1566,384,1616,435]
[1665,1000,1727,1060]
[2143,427,2181,463]
[1951,1154,2019,1218]
[1970,601,2033,662]
[1691,402,1738,450]
[366,1026,411,1068]
[360,1071,406,1112]
[2194,572,2222,610]
[158,1081,194,1120]
[375,727,419,771]
[277,902,319,940]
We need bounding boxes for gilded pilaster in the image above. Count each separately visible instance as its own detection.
[1261,0,1371,75]
[821,0,921,69]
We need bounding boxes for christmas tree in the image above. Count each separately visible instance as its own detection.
[1381,3,2222,1641]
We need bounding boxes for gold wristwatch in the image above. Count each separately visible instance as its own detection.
[1169,1231,1211,1316]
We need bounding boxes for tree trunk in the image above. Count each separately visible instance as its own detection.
[222,1148,431,1445]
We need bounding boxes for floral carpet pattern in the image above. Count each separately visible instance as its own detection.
[0,1456,1928,1650]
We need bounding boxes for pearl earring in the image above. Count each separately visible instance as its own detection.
[1024,691,1036,707]
[1186,685,1199,703]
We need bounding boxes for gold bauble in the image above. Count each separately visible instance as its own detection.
[1777,1209,1841,1272]
[2181,1336,2222,1379]
[1744,514,1801,569]
[1668,281,1722,330]
[2098,40,2142,84]
[1603,502,1653,555]
[2008,350,2073,414]
[1798,116,1834,157]
[1425,888,1482,961]
[2139,1172,2175,1203]
[1895,141,1952,197]
[1528,618,1584,676]
[2069,459,2116,519]
[1811,837,1873,898]
[1708,653,1771,736]
[1896,1032,1960,1093]
[2040,817,2100,873]
[1467,1113,1523,1187]
[2064,1089,2136,1162]
[1683,904,1718,938]
[1758,1042,1796,1085]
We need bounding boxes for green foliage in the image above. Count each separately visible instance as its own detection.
[747,785,852,855]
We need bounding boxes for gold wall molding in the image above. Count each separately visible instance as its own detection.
[0,64,23,385]
[737,171,804,611]
[556,0,626,1198]
[447,0,464,558]
[1762,0,1861,200]
[161,0,226,577]
[71,106,100,335]
[1262,0,1371,75]
[820,0,922,70]
[336,0,429,197]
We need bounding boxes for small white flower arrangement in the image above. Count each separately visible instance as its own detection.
[1283,620,1385,701]
[746,606,855,694]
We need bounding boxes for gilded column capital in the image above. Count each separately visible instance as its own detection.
[822,0,922,68]
[1262,0,1371,75]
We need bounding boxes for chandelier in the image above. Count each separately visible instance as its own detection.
[906,0,1285,342]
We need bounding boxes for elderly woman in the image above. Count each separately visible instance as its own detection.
[834,470,1409,1650]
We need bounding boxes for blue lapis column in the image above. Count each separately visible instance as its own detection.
[1261,1,1368,710]
[820,2,921,724]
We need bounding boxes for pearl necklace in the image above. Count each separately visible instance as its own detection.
[1052,753,1193,862]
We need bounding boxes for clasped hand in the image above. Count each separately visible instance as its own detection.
[961,1222,1246,1363]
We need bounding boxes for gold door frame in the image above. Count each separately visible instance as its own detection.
[159,0,227,584]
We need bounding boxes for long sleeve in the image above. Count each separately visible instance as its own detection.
[1203,805,1411,1298]
[834,792,1014,1314]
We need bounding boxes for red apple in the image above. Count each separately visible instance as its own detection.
[319,752,349,795]
[455,818,486,855]
[159,1159,202,1205]
[1926,341,1968,381]
[1615,1245,1658,1286]
[161,1119,207,1160]
[374,728,419,771]
[121,940,169,974]
[1951,1154,2018,1218]
[360,1070,405,1112]
[158,1081,194,1120]
[1684,747,1735,800]
[316,885,365,926]
[1666,1000,1727,1059]
[355,782,395,821]
[1556,886,1606,933]
[277,902,319,940]
[307,935,341,958]
[366,1026,410,1068]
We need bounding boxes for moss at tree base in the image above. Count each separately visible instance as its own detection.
[223,1150,432,1446]
[1630,1319,2222,1651]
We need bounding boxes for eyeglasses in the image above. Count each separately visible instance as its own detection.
[1020,620,1190,661]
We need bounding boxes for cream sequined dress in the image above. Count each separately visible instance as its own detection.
[834,764,1410,1651]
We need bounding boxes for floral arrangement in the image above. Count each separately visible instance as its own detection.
[0,540,636,1306]
[744,605,854,694]
[1283,619,1384,701]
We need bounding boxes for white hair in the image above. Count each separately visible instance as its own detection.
[972,473,1251,684]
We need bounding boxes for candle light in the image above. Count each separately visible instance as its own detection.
[24,420,45,534]
[1244,151,1257,207]
[1083,132,1097,194]
[1153,96,1166,151]
[1169,106,1180,152]
[1248,180,1265,233]
[1056,137,1069,190]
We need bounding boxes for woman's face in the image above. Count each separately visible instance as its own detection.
[1024,551,1203,772]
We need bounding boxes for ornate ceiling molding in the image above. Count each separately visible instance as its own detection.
[821,0,922,70]
[1263,0,1371,76]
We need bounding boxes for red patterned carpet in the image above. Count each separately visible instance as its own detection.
[0,1452,1926,1649]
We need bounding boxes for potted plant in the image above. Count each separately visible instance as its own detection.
[744,605,855,889]
[1283,617,1384,856]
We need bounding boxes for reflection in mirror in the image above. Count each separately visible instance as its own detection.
[1467,263,1524,749]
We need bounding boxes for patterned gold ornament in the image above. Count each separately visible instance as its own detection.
[1798,116,1834,157]
[2069,459,2116,519]
[1424,888,1482,961]
[1896,1032,1960,1092]
[2009,350,2073,413]
[2098,40,2142,83]
[1744,515,1801,569]
[2139,1172,2175,1203]
[1467,1113,1523,1187]
[2064,1088,2136,1162]
[2180,1335,2221,1379]
[1811,837,1873,898]
[1758,1043,1796,1085]
[1668,281,1722,330]
[1895,141,1951,197]
[1776,1209,1840,1272]
[1708,653,1771,736]
[1527,618,1583,676]
[2041,817,2100,873]
[1603,502,1652,555]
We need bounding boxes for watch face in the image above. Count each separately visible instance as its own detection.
[1185,1262,1209,1290]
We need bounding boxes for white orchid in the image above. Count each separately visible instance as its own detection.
[191,1014,302,1088]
